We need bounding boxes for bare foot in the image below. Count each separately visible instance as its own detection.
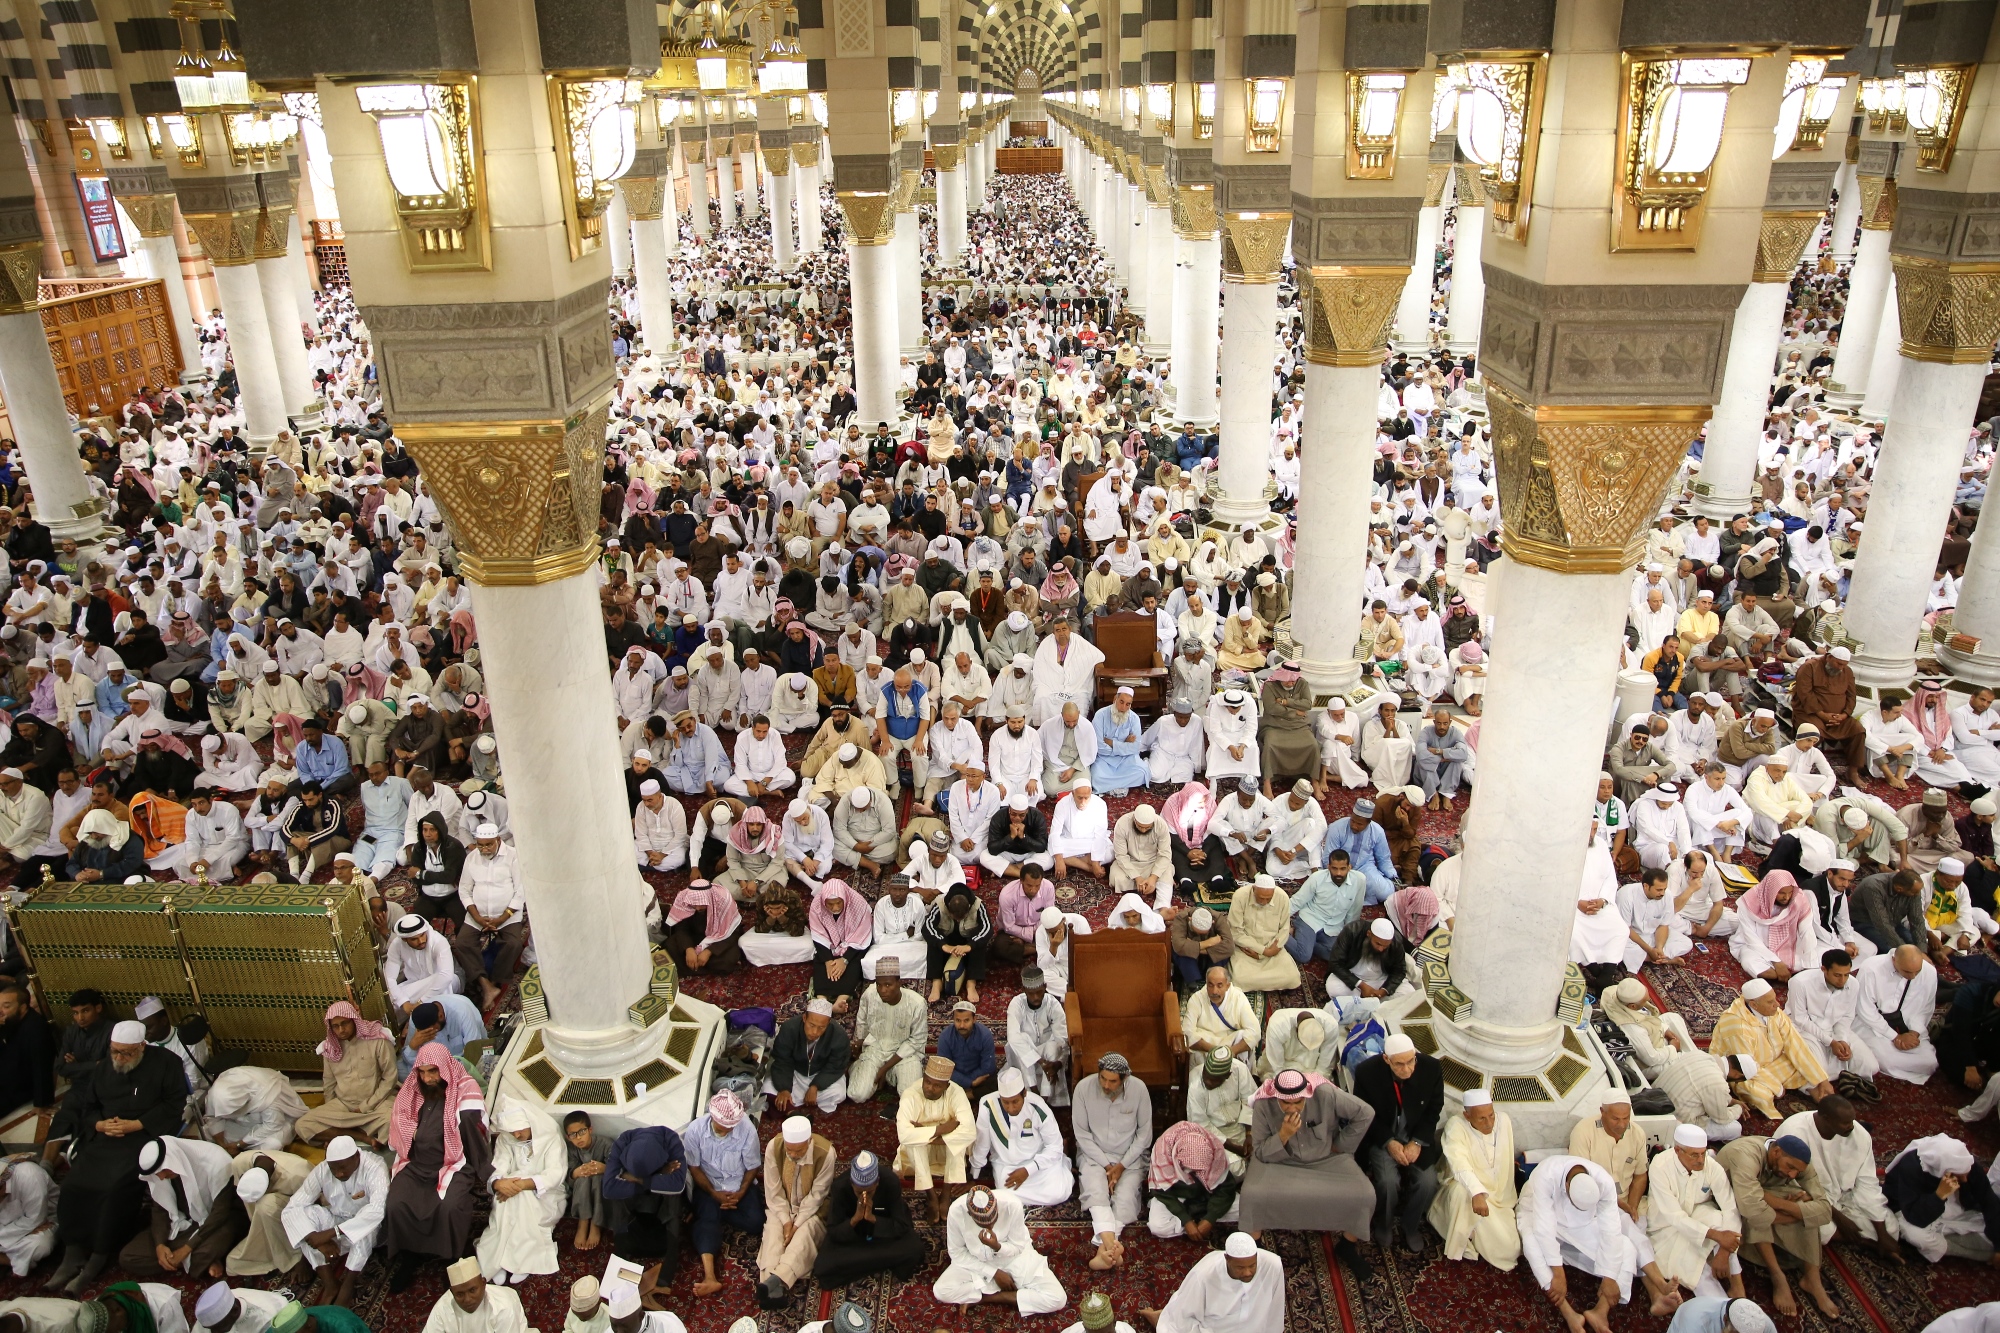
[1771,1285,1797,1319]
[1557,1306,1587,1333]
[1582,1305,1612,1333]
[965,981,980,1002]
[1648,1291,1681,1317]
[1803,1278,1840,1318]
[693,1279,724,1297]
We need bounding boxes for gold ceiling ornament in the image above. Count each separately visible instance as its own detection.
[1221,212,1292,283]
[1892,256,2000,365]
[1612,52,1760,251]
[399,405,608,587]
[1303,266,1410,367]
[1857,174,1897,231]
[1486,384,1710,575]
[119,194,178,240]
[180,208,261,267]
[1424,163,1452,209]
[0,239,40,317]
[620,174,667,221]
[837,191,897,245]
[1751,211,1820,283]
[1172,183,1217,240]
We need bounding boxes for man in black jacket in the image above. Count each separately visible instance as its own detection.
[770,998,852,1114]
[0,981,53,1110]
[1327,917,1410,998]
[1353,1034,1444,1254]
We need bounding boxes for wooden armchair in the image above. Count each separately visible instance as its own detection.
[1062,929,1182,1096]
[1091,611,1168,716]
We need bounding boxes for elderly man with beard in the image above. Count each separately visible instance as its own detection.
[383,1043,489,1293]
[41,1018,188,1294]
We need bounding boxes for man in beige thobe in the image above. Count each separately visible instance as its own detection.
[757,1116,835,1309]
[1428,1089,1519,1269]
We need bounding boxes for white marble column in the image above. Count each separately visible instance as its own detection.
[770,168,797,272]
[1144,197,1174,358]
[256,253,317,421]
[660,173,682,258]
[797,157,823,254]
[285,213,317,317]
[1828,162,1860,264]
[1124,190,1150,322]
[0,309,104,547]
[740,148,762,221]
[1826,225,1892,408]
[607,190,633,278]
[716,154,738,231]
[689,165,713,239]
[1844,357,1989,691]
[895,204,923,355]
[938,160,967,269]
[1172,232,1221,428]
[1296,360,1382,693]
[1445,206,1486,356]
[966,135,985,212]
[631,213,677,350]
[1859,277,1903,423]
[1693,281,1790,519]
[1393,205,1442,354]
[1943,490,2000,687]
[212,262,288,448]
[134,231,203,378]
[848,232,901,426]
[1212,273,1278,528]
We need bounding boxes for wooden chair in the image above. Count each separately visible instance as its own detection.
[1063,929,1182,1100]
[1092,610,1168,716]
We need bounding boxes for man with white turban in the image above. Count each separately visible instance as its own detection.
[1255,1009,1340,1081]
[971,1067,1074,1206]
[1142,701,1207,787]
[1139,1232,1284,1333]
[1429,1089,1520,1270]
[1646,1123,1743,1301]
[280,1135,390,1308]
[1004,967,1071,1107]
[202,1066,310,1153]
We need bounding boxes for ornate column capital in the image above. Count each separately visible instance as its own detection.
[0,239,39,315]
[1172,184,1217,240]
[1303,266,1410,367]
[1452,165,1488,210]
[761,148,792,176]
[1487,384,1708,576]
[1858,175,1898,231]
[400,402,608,586]
[253,202,293,262]
[1222,212,1292,283]
[934,144,963,172]
[620,176,666,221]
[120,194,178,240]
[1424,163,1451,209]
[1892,255,2000,364]
[1752,211,1821,283]
[837,192,897,245]
[790,140,820,169]
[172,175,263,268]
[1143,165,1172,208]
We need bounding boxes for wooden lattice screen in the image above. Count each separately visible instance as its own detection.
[38,278,184,417]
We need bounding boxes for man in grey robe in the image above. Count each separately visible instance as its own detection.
[1240,1068,1376,1277]
[1072,1053,1152,1272]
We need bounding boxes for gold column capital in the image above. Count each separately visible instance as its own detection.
[120,194,178,240]
[790,139,820,169]
[1423,163,1451,209]
[933,144,963,171]
[1172,184,1217,239]
[0,239,39,316]
[894,169,922,214]
[1143,164,1172,207]
[1858,174,1897,231]
[1752,211,1820,283]
[837,191,897,245]
[620,176,666,221]
[1892,255,2000,364]
[1222,212,1291,283]
[400,404,609,587]
[761,148,792,176]
[253,203,293,262]
[1452,164,1488,209]
[1486,384,1710,576]
[181,209,262,267]
[1303,266,1410,367]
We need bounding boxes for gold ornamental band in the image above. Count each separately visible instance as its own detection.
[1892,255,2000,365]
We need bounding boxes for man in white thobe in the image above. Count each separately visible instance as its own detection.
[1519,1158,1639,1325]
[1773,730,1838,799]
[384,914,462,1013]
[1428,1090,1520,1270]
[971,1068,1074,1206]
[1784,951,1879,1084]
[1633,786,1693,871]
[1005,968,1071,1107]
[1143,702,1207,787]
[1031,621,1104,726]
[1139,1232,1285,1333]
[1620,869,1694,971]
[1854,946,1940,1084]
[281,1136,390,1307]
[1049,781,1113,876]
[1684,765,1753,859]
[847,961,928,1104]
[1315,699,1370,789]
[1775,1098,1902,1257]
[987,709,1044,802]
[1646,1124,1743,1300]
[1952,686,2000,786]
[932,1185,1067,1316]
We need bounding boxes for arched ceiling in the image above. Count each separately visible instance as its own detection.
[976,0,1083,88]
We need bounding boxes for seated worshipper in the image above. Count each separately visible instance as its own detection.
[971,1067,1073,1206]
[117,1136,245,1280]
[203,1066,310,1153]
[740,882,813,968]
[1634,784,1694,872]
[560,1111,611,1253]
[1139,1230,1284,1333]
[908,831,971,898]
[418,1258,531,1333]
[1926,855,2000,952]
[851,875,924,980]
[1612,722,1678,804]
[1360,699,1415,791]
[1226,874,1301,992]
[1811,794,1908,874]
[278,1134,390,1307]
[1901,789,1965,877]
[1074,1054,1152,1271]
[1688,764,1755,860]
[1282,851,1366,965]
[755,1115,835,1310]
[1851,946,1940,1086]
[1355,1034,1444,1254]
[1716,1134,1839,1318]
[1205,691,1260,792]
[983,794,1053,884]
[1315,697,1372,792]
[992,861,1055,964]
[1111,805,1174,908]
[1145,700,1208,789]
[1146,1119,1242,1243]
[1258,1008,1340,1081]
[223,1147,310,1280]
[1775,1096,1902,1264]
[1258,657,1321,792]
[1885,1134,2000,1264]
[1520,1156,1640,1332]
[1033,905,1091,1000]
[66,809,146,884]
[632,782,689,875]
[1241,1069,1377,1271]
[42,1017,187,1295]
[1187,1043,1260,1165]
[453,825,527,1008]
[178,791,248,882]
[767,998,851,1115]
[383,1042,489,1292]
[0,1157,55,1278]
[808,880,873,1012]
[933,1184,1067,1316]
[1091,689,1147,797]
[295,1002,396,1147]
[601,1124,687,1305]
[943,763,1001,867]
[1262,781,1327,886]
[1656,1048,1749,1144]
[472,1105,564,1286]
[1386,882,1445,952]
[925,882,992,1002]
[1182,962,1261,1065]
[1711,980,1835,1119]
[1571,842,1633,991]
[662,880,746,976]
[1603,977,1698,1077]
[830,782,899,879]
[1730,870,1826,983]
[1867,692,1974,790]
[1785,949,1882,1095]
[681,1090,765,1298]
[994,966,1069,1107]
[1621,867,1695,972]
[1414,711,1473,810]
[1323,797,1399,905]
[717,807,788,903]
[1050,779,1114,878]
[896,1055,977,1221]
[1430,1088,1521,1270]
[1107,892,1167,934]
[1329,916,1413,999]
[1646,1124,1744,1303]
[812,1149,928,1287]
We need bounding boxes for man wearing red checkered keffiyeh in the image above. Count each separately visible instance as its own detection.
[383,1040,489,1291]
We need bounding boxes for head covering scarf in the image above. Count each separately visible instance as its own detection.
[1737,869,1814,965]
[1890,1134,1977,1181]
[725,809,784,856]
[78,808,131,850]
[1911,679,1954,749]
[318,999,391,1061]
[1251,1070,1333,1102]
[140,1136,234,1233]
[1386,884,1442,944]
[809,879,873,952]
[1160,779,1214,845]
[389,1041,486,1195]
[665,880,742,950]
[1601,979,1666,1047]
[78,1284,157,1333]
[1147,1120,1232,1192]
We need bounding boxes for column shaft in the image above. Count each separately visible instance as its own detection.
[799,160,823,253]
[1295,362,1380,693]
[1828,162,1859,263]
[661,175,682,258]
[1692,282,1790,519]
[1827,228,1892,407]
[0,310,104,544]
[213,263,288,447]
[849,237,901,425]
[689,168,712,239]
[716,155,738,231]
[1144,203,1174,356]
[137,233,203,378]
[284,213,317,315]
[1445,208,1485,355]
[741,150,762,220]
[938,167,966,268]
[607,190,633,278]
[1859,277,1903,423]
[631,214,677,350]
[1944,490,2000,686]
[1212,277,1276,527]
[257,256,316,417]
[1172,236,1221,427]
[895,208,922,354]
[1394,206,1441,353]
[771,170,797,272]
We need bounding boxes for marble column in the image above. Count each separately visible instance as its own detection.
[254,200,318,423]
[1859,276,1903,423]
[660,167,682,259]
[1124,185,1150,323]
[894,178,923,356]
[1143,186,1175,358]
[118,194,203,380]
[1394,167,1448,354]
[607,190,633,278]
[624,175,677,351]
[797,148,824,254]
[688,154,713,239]
[1693,211,1822,518]
[1296,268,1409,694]
[740,142,762,221]
[1943,487,2000,689]
[1445,199,1486,356]
[0,248,106,550]
[966,130,985,212]
[1826,181,1895,408]
[1171,187,1221,429]
[178,201,288,448]
[1210,211,1289,529]
[720,153,742,231]
[936,145,967,269]
[841,193,902,427]
[766,154,797,272]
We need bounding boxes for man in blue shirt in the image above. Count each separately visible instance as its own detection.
[293,717,356,796]
[935,999,997,1101]
[681,1089,766,1297]
[1285,849,1368,963]
[350,759,412,876]
[1321,798,1398,904]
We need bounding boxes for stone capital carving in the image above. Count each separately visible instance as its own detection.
[761,148,792,176]
[1222,213,1292,283]
[1892,255,2000,365]
[0,239,39,315]
[1858,175,1897,231]
[362,282,614,424]
[253,203,292,261]
[1479,269,1744,407]
[620,175,666,221]
[1143,165,1172,208]
[1172,184,1217,240]
[1303,266,1410,367]
[1487,385,1710,576]
[119,194,178,239]
[894,169,922,215]
[1424,163,1451,209]
[838,192,897,245]
[400,404,609,587]
[1452,164,1488,209]
[790,140,820,169]
[934,144,963,172]
[181,209,261,268]
[1753,212,1820,283]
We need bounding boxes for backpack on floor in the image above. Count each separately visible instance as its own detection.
[1341,1016,1388,1076]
